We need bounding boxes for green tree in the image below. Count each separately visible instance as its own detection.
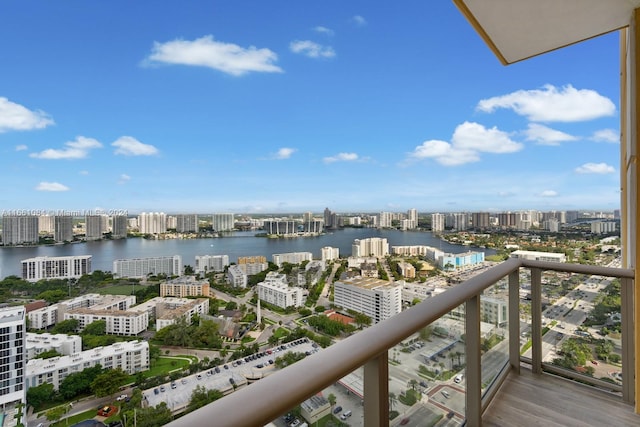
[353,312,372,329]
[45,404,69,425]
[225,300,238,310]
[136,402,173,427]
[187,385,224,412]
[33,349,62,359]
[26,382,55,410]
[82,319,107,336]
[328,393,337,410]
[389,391,397,412]
[419,325,433,341]
[91,368,128,398]
[51,318,80,334]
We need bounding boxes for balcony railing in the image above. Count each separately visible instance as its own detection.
[167,258,634,427]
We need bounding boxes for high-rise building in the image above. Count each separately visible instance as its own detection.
[471,212,490,230]
[176,214,199,233]
[378,212,394,228]
[138,212,167,234]
[323,208,334,229]
[0,306,26,416]
[453,212,470,231]
[431,213,446,232]
[407,208,418,229]
[211,213,235,232]
[111,215,128,239]
[352,237,389,258]
[54,215,74,242]
[85,215,104,240]
[263,220,298,235]
[1,215,39,246]
[38,215,55,234]
[321,246,340,262]
[256,272,304,309]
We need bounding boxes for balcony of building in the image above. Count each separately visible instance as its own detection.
[168,258,639,426]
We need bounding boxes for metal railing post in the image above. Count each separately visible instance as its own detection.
[466,295,482,426]
[530,268,542,374]
[508,270,521,373]
[363,351,389,427]
[621,277,635,403]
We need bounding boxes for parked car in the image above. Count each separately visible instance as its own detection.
[333,406,342,414]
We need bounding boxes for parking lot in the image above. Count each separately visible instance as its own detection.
[144,338,318,412]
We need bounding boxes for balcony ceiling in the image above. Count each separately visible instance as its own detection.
[454,0,640,64]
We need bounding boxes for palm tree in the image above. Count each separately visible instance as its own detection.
[388,392,397,412]
[449,352,456,369]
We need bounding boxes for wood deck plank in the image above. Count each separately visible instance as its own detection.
[483,369,640,427]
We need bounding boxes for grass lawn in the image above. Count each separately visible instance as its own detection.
[95,285,137,295]
[272,327,289,339]
[315,413,349,427]
[51,408,102,427]
[145,356,191,377]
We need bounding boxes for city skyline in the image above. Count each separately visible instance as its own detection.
[0,2,620,213]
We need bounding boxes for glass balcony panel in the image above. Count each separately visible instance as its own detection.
[480,281,509,396]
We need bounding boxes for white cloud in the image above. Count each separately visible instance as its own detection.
[275,147,296,159]
[352,15,367,26]
[289,40,335,58]
[575,162,615,174]
[30,136,103,159]
[118,173,131,184]
[36,181,69,192]
[112,136,158,156]
[15,144,27,151]
[540,190,558,197]
[0,97,54,133]
[524,123,578,145]
[79,170,89,175]
[408,121,522,166]
[313,26,334,36]
[323,152,359,163]
[144,35,283,76]
[477,84,616,122]
[590,128,619,143]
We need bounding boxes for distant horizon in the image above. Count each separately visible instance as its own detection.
[0,206,621,218]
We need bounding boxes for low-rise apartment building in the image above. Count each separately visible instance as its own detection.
[226,265,248,288]
[21,255,92,282]
[26,333,83,360]
[113,255,182,278]
[129,297,209,331]
[510,250,566,263]
[272,252,313,267]
[26,340,149,391]
[160,276,210,297]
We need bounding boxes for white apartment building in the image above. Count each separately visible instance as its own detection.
[257,272,305,309]
[591,221,617,234]
[378,212,394,228]
[160,276,210,297]
[195,254,229,274]
[212,213,235,232]
[321,246,340,262]
[334,277,402,324]
[347,256,377,268]
[26,340,150,391]
[138,212,167,234]
[272,252,313,267]
[2,215,39,245]
[113,255,182,278]
[21,255,92,282]
[144,297,209,331]
[0,306,26,412]
[25,333,82,360]
[352,237,389,258]
[510,250,566,263]
[28,294,136,330]
[226,265,248,288]
[391,245,429,257]
[64,308,149,336]
[431,213,446,232]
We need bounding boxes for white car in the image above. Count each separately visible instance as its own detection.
[116,394,128,401]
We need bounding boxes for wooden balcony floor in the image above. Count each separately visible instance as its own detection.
[482,369,640,427]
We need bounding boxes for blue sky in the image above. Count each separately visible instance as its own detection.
[0,1,621,215]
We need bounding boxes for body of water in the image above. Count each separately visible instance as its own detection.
[0,228,495,278]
